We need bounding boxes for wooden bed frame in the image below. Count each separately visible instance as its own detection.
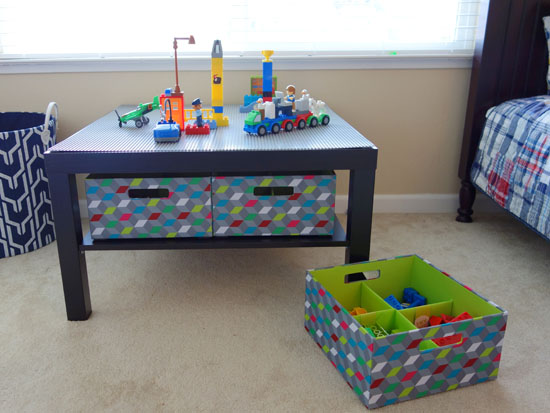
[457,0,550,222]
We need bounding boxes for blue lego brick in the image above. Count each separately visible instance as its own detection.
[403,287,427,308]
[262,61,273,94]
[204,119,217,129]
[278,105,292,117]
[384,294,404,310]
[213,106,224,113]
[403,287,417,303]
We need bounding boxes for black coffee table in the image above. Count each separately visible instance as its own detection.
[45,105,378,320]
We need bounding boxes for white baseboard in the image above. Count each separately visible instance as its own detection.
[336,193,501,214]
[79,193,500,218]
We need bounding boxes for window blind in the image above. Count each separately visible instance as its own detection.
[0,0,480,60]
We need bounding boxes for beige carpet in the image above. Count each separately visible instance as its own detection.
[1,213,549,412]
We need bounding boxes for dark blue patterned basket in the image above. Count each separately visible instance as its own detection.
[0,103,58,258]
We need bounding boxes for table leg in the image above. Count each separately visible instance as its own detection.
[346,168,376,263]
[48,173,91,320]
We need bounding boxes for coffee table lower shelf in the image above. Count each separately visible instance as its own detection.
[81,217,347,251]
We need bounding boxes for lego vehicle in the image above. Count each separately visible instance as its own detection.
[115,96,160,128]
[243,95,330,136]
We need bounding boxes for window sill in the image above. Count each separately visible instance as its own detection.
[0,54,473,74]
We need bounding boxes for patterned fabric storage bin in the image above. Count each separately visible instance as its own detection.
[0,103,58,258]
[212,173,335,236]
[305,255,507,409]
[86,175,212,239]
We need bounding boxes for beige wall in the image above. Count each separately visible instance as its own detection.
[0,68,470,195]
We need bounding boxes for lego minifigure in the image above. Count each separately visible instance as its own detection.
[192,98,204,127]
[285,85,296,110]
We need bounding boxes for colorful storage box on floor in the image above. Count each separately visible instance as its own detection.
[304,255,507,409]
[86,175,212,239]
[212,173,335,236]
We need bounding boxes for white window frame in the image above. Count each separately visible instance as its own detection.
[0,53,473,74]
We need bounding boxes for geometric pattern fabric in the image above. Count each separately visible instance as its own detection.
[212,174,335,236]
[1,112,57,258]
[304,255,508,409]
[86,176,212,239]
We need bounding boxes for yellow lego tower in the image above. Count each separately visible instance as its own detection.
[211,40,229,127]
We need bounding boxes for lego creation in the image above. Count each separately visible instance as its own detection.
[241,51,330,136]
[211,40,229,127]
[115,96,160,128]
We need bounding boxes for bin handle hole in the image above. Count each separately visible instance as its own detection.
[345,270,380,283]
[253,186,294,197]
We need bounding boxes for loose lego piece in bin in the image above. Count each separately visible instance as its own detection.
[414,314,430,328]
[432,334,463,347]
[350,307,367,316]
[385,294,404,310]
[451,311,473,322]
[367,323,388,338]
[403,287,427,308]
[429,315,443,326]
[441,314,453,323]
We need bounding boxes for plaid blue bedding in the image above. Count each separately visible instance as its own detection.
[471,95,550,240]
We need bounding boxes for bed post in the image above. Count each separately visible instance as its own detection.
[457,0,549,223]
[457,180,476,223]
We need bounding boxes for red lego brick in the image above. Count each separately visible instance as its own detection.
[451,312,473,322]
[185,124,210,135]
[441,314,453,323]
[432,334,462,347]
[429,315,443,326]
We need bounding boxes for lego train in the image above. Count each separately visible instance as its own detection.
[243,90,330,136]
